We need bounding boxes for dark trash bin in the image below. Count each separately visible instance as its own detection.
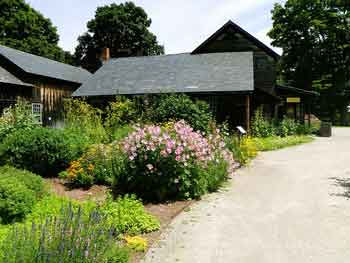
[319,122,332,137]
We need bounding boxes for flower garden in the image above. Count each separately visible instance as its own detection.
[0,96,316,262]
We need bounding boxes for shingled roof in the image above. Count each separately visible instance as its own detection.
[0,65,32,87]
[73,52,254,97]
[0,45,91,84]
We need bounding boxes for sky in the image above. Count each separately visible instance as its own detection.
[27,0,285,55]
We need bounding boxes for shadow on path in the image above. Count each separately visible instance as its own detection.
[330,177,350,199]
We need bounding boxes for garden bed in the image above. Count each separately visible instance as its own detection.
[46,178,193,263]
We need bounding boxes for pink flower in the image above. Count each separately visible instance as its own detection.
[146,164,154,171]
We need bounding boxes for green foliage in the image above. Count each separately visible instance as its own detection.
[269,0,350,124]
[61,143,127,188]
[0,177,36,224]
[145,94,213,133]
[0,127,83,177]
[252,136,314,151]
[102,195,160,236]
[0,166,45,199]
[0,166,45,224]
[111,125,135,142]
[251,107,275,138]
[225,136,258,165]
[64,99,107,144]
[278,117,298,137]
[75,1,164,72]
[0,100,38,141]
[105,98,138,137]
[0,203,129,263]
[0,0,72,63]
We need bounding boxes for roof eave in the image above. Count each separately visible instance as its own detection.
[191,20,280,60]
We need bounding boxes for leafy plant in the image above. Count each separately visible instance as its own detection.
[251,107,275,138]
[145,94,213,133]
[226,136,258,165]
[0,166,45,199]
[0,177,36,224]
[105,98,139,135]
[0,127,83,177]
[0,166,45,224]
[64,99,107,144]
[0,99,38,141]
[61,143,127,188]
[277,117,298,137]
[102,195,160,236]
[124,236,148,252]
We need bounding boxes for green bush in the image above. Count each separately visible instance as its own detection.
[0,127,83,177]
[0,177,36,224]
[60,143,126,188]
[102,195,160,235]
[0,166,45,199]
[64,99,107,144]
[225,136,258,165]
[277,117,298,137]
[145,94,213,133]
[0,203,129,263]
[0,100,38,141]
[105,97,139,134]
[251,107,275,137]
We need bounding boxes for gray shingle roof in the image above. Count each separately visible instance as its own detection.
[0,65,32,87]
[0,45,91,84]
[73,52,254,97]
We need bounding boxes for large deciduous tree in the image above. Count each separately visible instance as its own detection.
[74,1,164,72]
[269,0,350,124]
[0,0,72,64]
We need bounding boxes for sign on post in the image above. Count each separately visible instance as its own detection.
[287,97,301,103]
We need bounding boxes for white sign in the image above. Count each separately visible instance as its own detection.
[236,126,247,135]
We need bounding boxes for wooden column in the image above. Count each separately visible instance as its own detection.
[245,94,251,134]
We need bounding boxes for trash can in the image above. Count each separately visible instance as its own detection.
[319,122,332,137]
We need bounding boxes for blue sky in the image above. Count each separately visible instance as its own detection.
[27,0,285,54]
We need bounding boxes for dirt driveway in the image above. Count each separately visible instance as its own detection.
[142,128,350,263]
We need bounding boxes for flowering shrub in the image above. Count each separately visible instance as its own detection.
[115,120,237,201]
[60,144,122,188]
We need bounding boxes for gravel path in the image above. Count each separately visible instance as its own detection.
[142,128,350,263]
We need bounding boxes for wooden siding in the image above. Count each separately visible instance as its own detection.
[193,28,277,94]
[34,81,74,124]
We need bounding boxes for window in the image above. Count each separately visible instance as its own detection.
[32,103,43,124]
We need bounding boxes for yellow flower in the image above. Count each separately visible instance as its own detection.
[124,236,148,252]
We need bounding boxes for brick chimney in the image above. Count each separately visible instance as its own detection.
[100,47,110,63]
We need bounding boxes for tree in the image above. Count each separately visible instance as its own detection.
[74,2,164,72]
[268,0,350,124]
[0,0,72,64]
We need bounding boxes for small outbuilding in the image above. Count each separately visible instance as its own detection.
[0,45,91,124]
[73,20,317,131]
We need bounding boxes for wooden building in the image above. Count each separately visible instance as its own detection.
[0,45,91,124]
[73,21,318,131]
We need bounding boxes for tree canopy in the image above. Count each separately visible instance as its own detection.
[74,1,164,72]
[0,0,72,64]
[269,0,350,124]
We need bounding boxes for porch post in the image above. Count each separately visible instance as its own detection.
[245,94,251,134]
[308,103,311,127]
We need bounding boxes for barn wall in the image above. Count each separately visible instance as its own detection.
[192,28,277,94]
[33,80,76,125]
